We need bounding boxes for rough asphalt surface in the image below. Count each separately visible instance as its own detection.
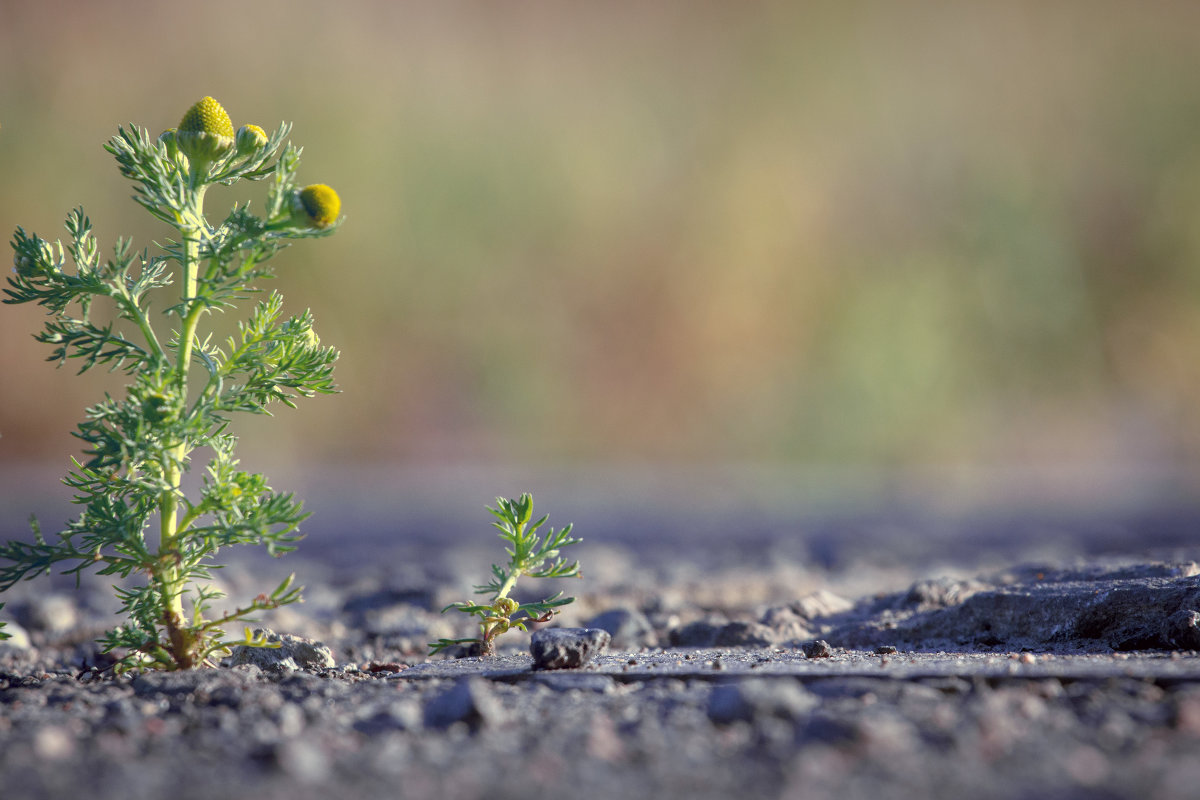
[2,509,1200,800]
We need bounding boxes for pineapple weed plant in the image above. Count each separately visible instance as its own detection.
[430,493,582,657]
[0,96,585,669]
[0,97,342,671]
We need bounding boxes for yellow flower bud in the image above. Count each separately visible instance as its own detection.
[235,124,268,157]
[176,96,235,164]
[291,184,341,229]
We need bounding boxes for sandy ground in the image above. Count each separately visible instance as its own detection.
[2,496,1200,800]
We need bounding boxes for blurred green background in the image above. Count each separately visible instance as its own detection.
[4,0,1200,512]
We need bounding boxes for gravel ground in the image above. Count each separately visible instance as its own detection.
[2,507,1200,800]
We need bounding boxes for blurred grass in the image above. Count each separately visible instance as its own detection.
[3,0,1200,482]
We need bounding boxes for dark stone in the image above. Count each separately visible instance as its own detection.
[874,645,898,655]
[530,627,610,670]
[801,639,833,659]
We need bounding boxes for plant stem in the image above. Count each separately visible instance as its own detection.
[158,176,209,667]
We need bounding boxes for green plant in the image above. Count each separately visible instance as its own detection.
[0,605,9,641]
[1,96,342,671]
[430,493,582,657]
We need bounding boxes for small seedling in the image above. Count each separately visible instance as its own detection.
[431,494,582,657]
[1,97,342,671]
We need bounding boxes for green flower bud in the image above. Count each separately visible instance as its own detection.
[235,124,268,157]
[290,184,341,229]
[493,597,519,617]
[157,128,180,160]
[176,96,235,164]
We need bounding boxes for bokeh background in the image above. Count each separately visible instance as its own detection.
[3,0,1200,541]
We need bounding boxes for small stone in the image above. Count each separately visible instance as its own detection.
[227,628,335,673]
[424,677,501,729]
[587,607,659,650]
[801,639,833,659]
[874,645,898,655]
[530,627,610,670]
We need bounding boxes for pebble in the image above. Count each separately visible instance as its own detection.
[530,627,610,670]
[801,640,833,659]
[227,629,336,673]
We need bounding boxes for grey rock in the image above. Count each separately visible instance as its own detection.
[801,639,833,658]
[587,607,659,649]
[708,678,818,724]
[227,629,336,673]
[530,627,610,670]
[1162,609,1200,650]
[423,677,501,729]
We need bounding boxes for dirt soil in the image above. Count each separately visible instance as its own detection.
[2,507,1200,800]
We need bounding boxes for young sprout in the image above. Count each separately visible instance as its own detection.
[431,494,582,657]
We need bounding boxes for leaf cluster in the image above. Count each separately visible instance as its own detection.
[430,493,582,656]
